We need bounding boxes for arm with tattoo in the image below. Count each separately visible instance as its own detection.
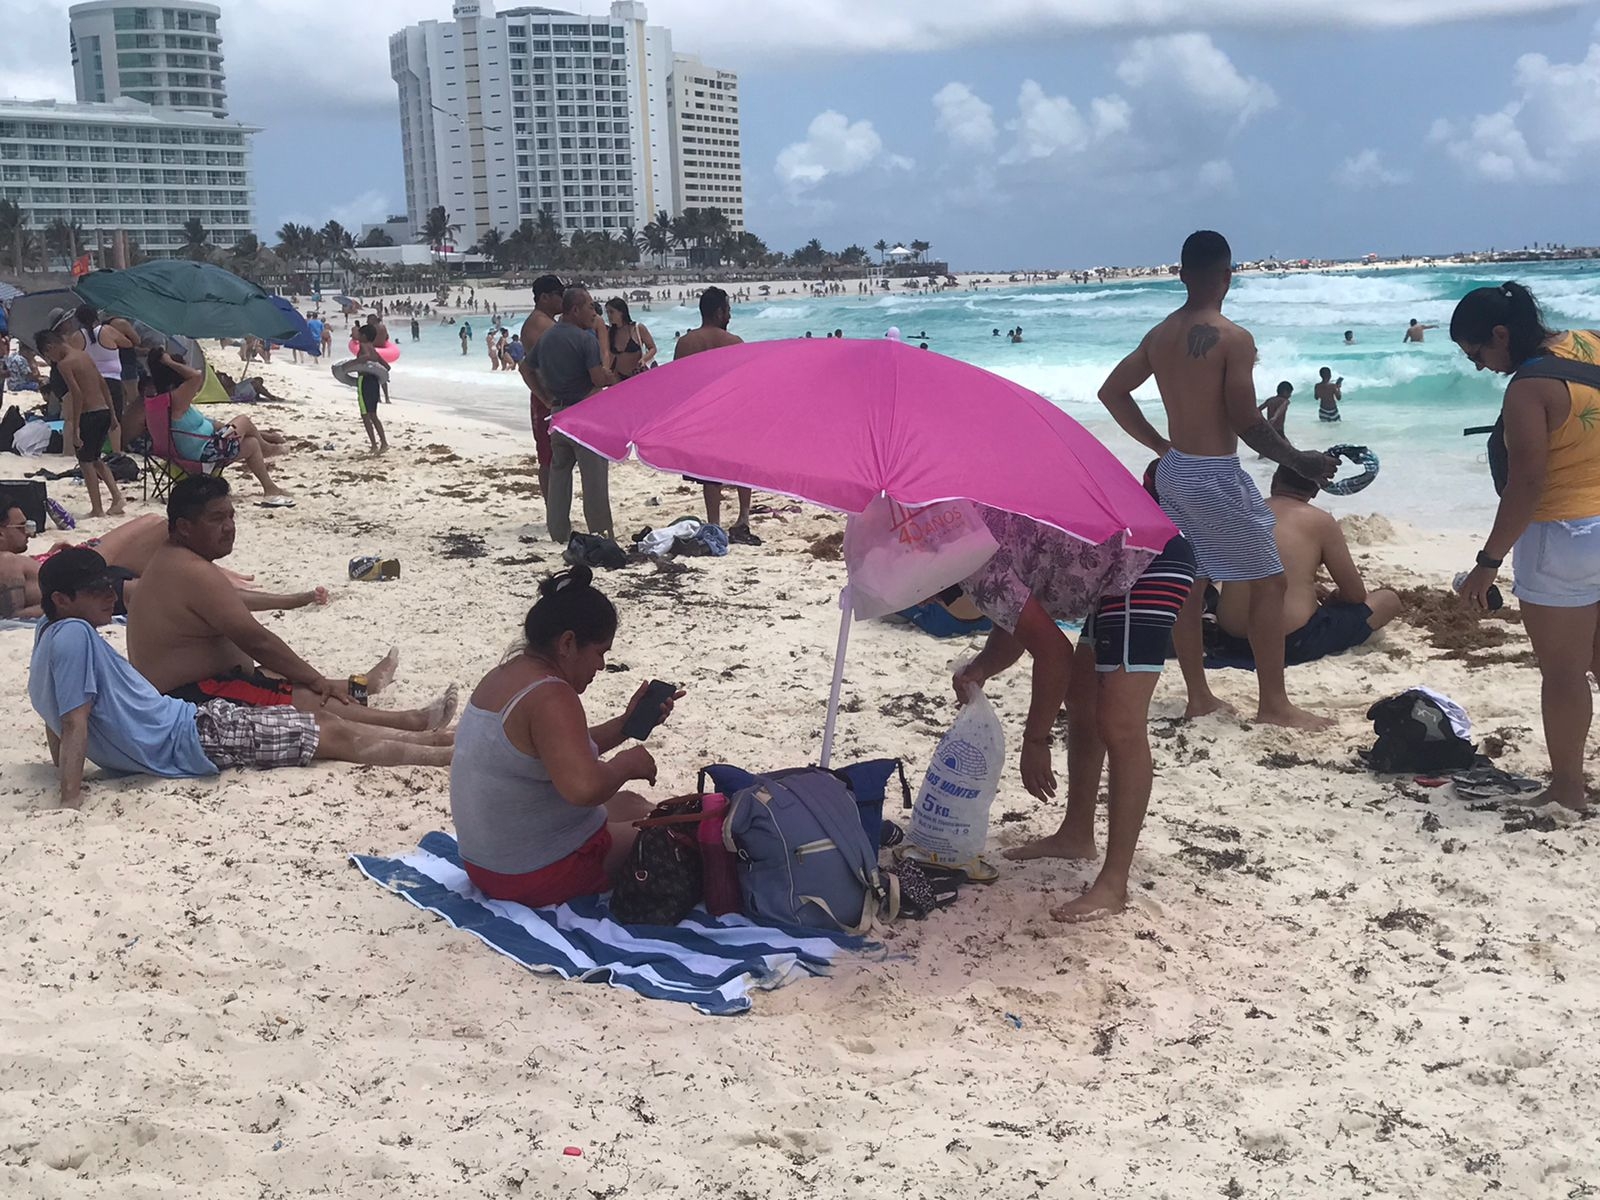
[0,576,39,619]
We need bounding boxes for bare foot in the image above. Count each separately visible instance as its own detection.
[1184,694,1236,719]
[1050,879,1128,923]
[108,504,126,517]
[1004,832,1097,862]
[1256,703,1334,731]
[1534,782,1590,812]
[368,647,400,694]
[425,683,459,731]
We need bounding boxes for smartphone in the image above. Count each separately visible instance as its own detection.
[621,679,676,742]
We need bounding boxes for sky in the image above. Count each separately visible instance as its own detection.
[9,0,1600,268]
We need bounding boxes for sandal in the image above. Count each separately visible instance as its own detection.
[890,859,960,918]
[894,843,1001,884]
[728,523,763,546]
[1451,766,1542,800]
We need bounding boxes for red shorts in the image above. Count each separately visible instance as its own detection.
[464,825,612,908]
[531,394,552,467]
[168,667,296,708]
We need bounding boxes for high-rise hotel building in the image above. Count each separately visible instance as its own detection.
[389,1,744,247]
[0,2,255,260]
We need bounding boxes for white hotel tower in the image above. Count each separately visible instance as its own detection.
[389,0,743,248]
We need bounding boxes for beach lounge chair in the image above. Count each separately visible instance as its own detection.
[140,391,226,502]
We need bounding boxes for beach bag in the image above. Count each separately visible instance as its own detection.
[723,769,896,934]
[608,796,703,926]
[563,532,627,571]
[909,683,1006,863]
[844,495,999,620]
[105,453,140,483]
[1363,689,1477,774]
[700,758,910,856]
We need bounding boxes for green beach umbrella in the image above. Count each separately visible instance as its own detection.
[74,260,301,341]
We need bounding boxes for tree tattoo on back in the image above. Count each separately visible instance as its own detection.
[1187,324,1221,359]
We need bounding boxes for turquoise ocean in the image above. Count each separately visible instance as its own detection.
[390,261,1600,534]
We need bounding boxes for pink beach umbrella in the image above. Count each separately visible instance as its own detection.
[553,338,1176,764]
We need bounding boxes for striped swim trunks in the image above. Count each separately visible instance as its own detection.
[1083,535,1197,673]
[194,699,320,770]
[1154,450,1282,582]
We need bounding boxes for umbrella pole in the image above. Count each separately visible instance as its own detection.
[818,587,853,770]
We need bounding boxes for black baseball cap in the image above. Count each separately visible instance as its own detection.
[532,274,565,298]
[38,547,113,604]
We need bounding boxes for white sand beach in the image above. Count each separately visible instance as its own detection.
[2,351,1597,1199]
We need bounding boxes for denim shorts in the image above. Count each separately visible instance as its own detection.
[1512,517,1600,607]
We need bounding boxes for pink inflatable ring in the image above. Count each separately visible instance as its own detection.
[349,339,401,363]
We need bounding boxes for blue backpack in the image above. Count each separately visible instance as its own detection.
[720,768,898,934]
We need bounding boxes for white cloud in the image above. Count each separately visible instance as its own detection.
[775,111,910,194]
[1336,148,1409,189]
[1115,34,1277,129]
[932,83,997,151]
[1432,43,1600,183]
[1000,80,1129,163]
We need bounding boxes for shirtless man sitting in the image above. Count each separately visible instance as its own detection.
[0,491,326,620]
[1215,466,1401,665]
[1098,230,1337,730]
[30,548,451,809]
[127,475,456,732]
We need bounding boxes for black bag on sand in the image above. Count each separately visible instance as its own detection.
[608,797,704,926]
[1363,689,1478,773]
[105,453,140,483]
[563,532,627,571]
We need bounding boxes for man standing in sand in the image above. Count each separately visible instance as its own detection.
[518,275,566,497]
[535,287,616,543]
[676,287,759,545]
[1098,230,1336,730]
[1403,319,1437,343]
[127,476,455,733]
[34,329,125,519]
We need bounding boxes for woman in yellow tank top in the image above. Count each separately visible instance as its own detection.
[1453,282,1600,810]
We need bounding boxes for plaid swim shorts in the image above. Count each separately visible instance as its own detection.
[194,699,320,770]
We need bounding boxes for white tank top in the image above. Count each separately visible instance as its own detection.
[87,325,123,380]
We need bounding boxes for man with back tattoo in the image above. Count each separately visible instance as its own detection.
[1097,230,1337,730]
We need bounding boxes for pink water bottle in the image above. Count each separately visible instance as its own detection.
[697,793,742,917]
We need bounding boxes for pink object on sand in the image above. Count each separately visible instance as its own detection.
[552,338,1174,552]
[563,1147,582,1157]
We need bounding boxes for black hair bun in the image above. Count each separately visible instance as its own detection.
[539,565,592,597]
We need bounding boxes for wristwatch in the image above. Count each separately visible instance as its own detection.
[1476,550,1504,570]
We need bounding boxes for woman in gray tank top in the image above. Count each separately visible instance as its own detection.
[449,566,680,908]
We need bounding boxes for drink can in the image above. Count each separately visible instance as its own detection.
[349,555,401,582]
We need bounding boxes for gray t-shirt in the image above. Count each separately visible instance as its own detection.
[535,322,602,408]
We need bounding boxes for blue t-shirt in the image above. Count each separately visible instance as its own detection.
[306,318,325,341]
[29,619,218,778]
[508,340,525,362]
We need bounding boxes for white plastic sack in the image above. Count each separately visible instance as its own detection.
[844,495,998,620]
[909,682,1006,862]
[13,420,52,457]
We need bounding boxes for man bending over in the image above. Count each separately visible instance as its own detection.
[1215,466,1401,666]
[29,549,452,808]
[127,475,455,731]
[1098,230,1337,730]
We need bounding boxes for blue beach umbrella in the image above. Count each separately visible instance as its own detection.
[266,294,320,355]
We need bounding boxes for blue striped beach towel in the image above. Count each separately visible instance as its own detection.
[350,830,866,1015]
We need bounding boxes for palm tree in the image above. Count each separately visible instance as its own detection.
[45,217,86,267]
[910,238,931,264]
[179,217,211,261]
[618,225,642,266]
[274,222,311,271]
[840,244,868,266]
[229,232,262,275]
[531,208,562,267]
[642,214,673,268]
[418,205,461,276]
[873,238,888,264]
[475,227,505,267]
[0,199,27,273]
[319,220,354,257]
